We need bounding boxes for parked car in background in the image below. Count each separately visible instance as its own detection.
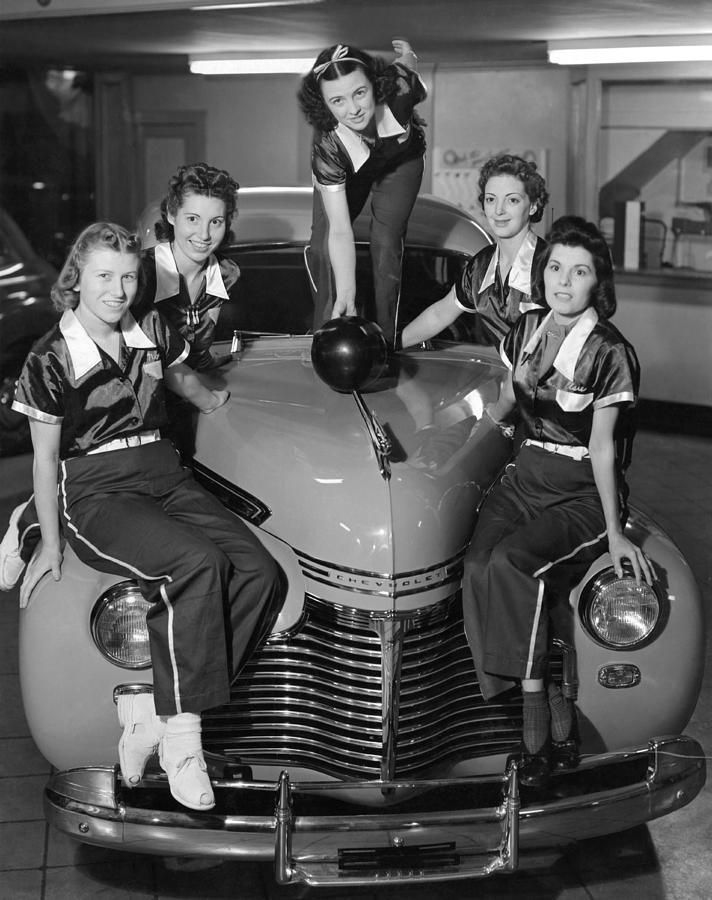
[0,207,57,456]
[20,188,705,888]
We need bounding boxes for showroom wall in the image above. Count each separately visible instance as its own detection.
[133,71,313,193]
[429,66,570,235]
[131,63,570,231]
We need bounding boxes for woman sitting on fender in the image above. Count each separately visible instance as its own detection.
[463,215,652,787]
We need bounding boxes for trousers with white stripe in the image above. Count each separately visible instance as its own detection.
[61,439,283,716]
[463,443,608,701]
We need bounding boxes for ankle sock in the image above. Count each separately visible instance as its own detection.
[163,712,201,736]
[522,689,550,754]
[160,712,213,810]
[547,683,573,742]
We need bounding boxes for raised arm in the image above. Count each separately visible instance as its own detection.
[401,286,462,348]
[321,189,357,318]
[588,404,651,584]
[392,38,419,71]
[21,419,62,607]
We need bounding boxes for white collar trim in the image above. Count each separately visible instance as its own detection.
[334,103,407,173]
[479,229,538,296]
[522,307,599,381]
[553,307,599,380]
[153,241,229,303]
[60,308,156,379]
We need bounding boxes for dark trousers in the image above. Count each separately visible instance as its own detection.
[463,445,607,700]
[60,440,282,716]
[15,397,195,564]
[308,155,424,343]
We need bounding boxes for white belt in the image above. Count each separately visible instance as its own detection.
[86,430,161,455]
[523,439,590,461]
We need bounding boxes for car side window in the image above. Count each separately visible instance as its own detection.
[216,246,314,338]
[397,248,473,340]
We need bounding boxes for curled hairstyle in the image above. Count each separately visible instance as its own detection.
[155,162,240,247]
[51,222,142,311]
[297,44,397,132]
[533,215,617,318]
[477,154,549,224]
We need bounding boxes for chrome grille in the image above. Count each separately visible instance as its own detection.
[202,593,529,780]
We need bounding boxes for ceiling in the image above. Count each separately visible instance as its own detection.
[1,0,712,72]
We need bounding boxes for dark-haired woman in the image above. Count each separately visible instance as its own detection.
[463,216,652,787]
[298,39,427,343]
[402,154,549,348]
[139,161,240,372]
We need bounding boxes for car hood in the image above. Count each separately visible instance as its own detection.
[194,337,510,587]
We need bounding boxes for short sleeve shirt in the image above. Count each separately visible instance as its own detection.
[502,306,640,464]
[455,231,547,347]
[12,307,189,459]
[312,63,427,193]
[140,243,240,371]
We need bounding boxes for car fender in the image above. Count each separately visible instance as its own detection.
[570,507,704,752]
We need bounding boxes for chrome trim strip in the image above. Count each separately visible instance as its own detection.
[112,683,154,704]
[372,615,408,781]
[191,461,272,526]
[296,551,464,597]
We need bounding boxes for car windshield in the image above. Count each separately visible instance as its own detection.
[214,243,471,340]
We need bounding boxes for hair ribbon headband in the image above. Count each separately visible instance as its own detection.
[313,44,362,78]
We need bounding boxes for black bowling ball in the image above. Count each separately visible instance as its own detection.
[311,316,389,393]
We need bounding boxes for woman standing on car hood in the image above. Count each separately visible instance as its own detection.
[298,39,427,344]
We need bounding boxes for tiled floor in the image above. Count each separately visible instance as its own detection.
[0,429,711,900]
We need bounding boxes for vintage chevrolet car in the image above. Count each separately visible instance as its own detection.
[21,188,705,887]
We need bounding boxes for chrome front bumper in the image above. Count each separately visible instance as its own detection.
[45,735,705,887]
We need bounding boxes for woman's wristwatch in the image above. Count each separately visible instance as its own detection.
[484,404,515,439]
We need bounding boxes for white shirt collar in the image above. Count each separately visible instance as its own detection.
[153,241,230,303]
[334,103,407,173]
[59,308,156,379]
[522,307,599,381]
[479,229,539,296]
[553,307,599,380]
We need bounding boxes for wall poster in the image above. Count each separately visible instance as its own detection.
[432,147,549,228]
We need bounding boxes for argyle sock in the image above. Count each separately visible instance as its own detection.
[547,682,573,742]
[521,689,550,754]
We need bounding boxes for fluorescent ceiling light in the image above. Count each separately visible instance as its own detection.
[189,56,312,74]
[548,35,712,65]
[192,1,323,8]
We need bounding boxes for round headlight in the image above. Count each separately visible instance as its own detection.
[581,569,662,649]
[91,582,152,669]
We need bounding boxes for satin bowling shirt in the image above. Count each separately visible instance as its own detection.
[455,231,547,347]
[141,242,239,372]
[12,307,189,459]
[312,62,427,196]
[502,306,640,467]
